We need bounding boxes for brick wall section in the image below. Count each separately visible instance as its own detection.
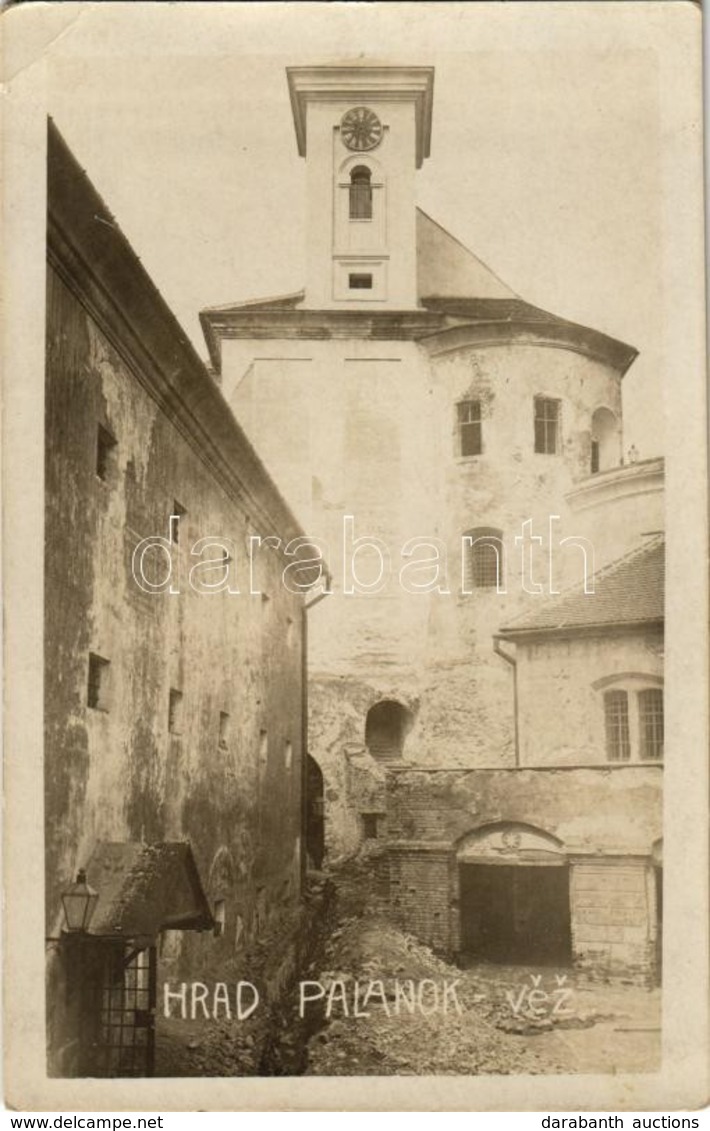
[389,848,452,952]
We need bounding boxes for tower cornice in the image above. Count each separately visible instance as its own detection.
[286,65,435,168]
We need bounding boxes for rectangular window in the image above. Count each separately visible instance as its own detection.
[87,653,111,710]
[534,397,560,454]
[591,439,600,475]
[638,688,664,761]
[457,400,482,457]
[96,425,116,481]
[168,688,184,735]
[362,813,379,839]
[348,273,373,290]
[604,690,630,761]
[284,740,293,770]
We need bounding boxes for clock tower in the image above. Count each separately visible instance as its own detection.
[287,65,434,309]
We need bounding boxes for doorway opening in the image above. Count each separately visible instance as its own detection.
[305,755,325,869]
[459,863,572,965]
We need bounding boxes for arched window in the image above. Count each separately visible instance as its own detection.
[365,700,413,761]
[349,165,372,220]
[464,527,505,590]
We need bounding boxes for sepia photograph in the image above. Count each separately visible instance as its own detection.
[2,0,708,1112]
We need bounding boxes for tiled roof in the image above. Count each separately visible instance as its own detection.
[499,536,664,637]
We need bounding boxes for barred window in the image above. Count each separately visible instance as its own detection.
[604,690,630,762]
[534,397,560,454]
[457,399,482,457]
[465,527,504,590]
[639,688,664,761]
[349,166,372,220]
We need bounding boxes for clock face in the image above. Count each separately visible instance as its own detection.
[340,107,383,152]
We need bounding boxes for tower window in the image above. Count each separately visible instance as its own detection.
[96,425,116,481]
[534,397,560,454]
[604,690,630,761]
[464,528,504,590]
[349,165,372,220]
[457,400,482,457]
[639,688,664,761]
[349,273,373,290]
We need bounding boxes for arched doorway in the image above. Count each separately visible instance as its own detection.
[457,823,571,965]
[591,407,620,473]
[305,755,325,870]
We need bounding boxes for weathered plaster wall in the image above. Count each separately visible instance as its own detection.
[223,329,657,857]
[45,268,305,973]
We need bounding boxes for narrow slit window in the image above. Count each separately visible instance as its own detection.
[170,502,187,545]
[168,688,184,735]
[87,653,111,711]
[96,425,117,481]
[604,690,630,761]
[534,397,560,454]
[638,688,664,761]
[349,165,373,220]
[457,400,482,457]
[349,273,373,290]
[218,711,230,750]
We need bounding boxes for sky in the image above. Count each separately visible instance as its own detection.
[20,2,685,455]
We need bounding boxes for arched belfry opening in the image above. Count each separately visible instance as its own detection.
[349,165,373,219]
[365,700,413,761]
[457,823,572,965]
[591,407,620,473]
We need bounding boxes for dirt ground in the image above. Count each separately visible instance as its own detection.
[301,856,661,1077]
[153,855,661,1077]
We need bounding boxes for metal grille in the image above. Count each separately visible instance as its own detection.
[97,945,156,1077]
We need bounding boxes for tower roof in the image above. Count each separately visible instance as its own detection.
[416,209,517,301]
[287,65,435,168]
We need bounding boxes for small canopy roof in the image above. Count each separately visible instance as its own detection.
[85,842,214,939]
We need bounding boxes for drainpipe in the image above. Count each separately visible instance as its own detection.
[300,575,332,889]
[493,635,519,767]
